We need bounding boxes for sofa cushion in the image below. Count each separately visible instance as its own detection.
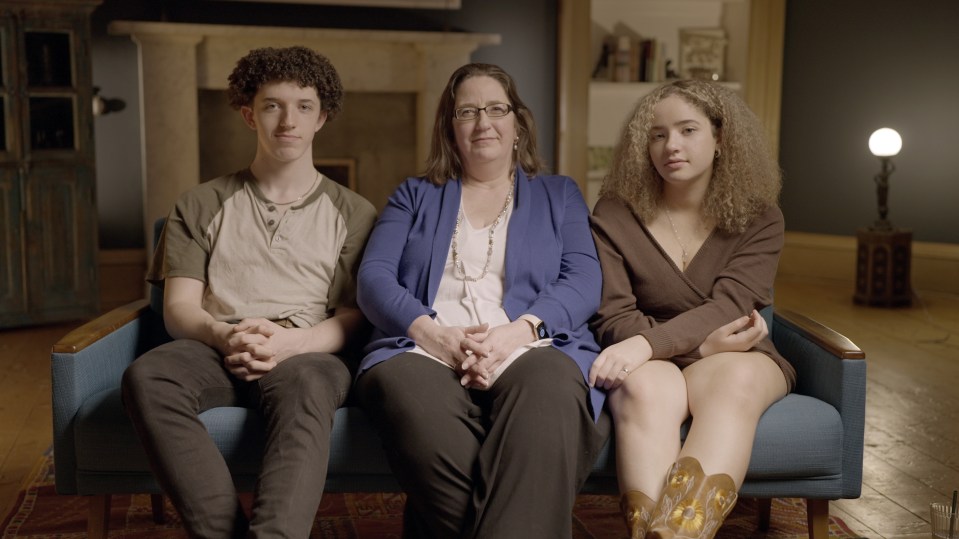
[74,387,263,475]
[72,389,395,478]
[745,393,843,478]
[588,393,843,480]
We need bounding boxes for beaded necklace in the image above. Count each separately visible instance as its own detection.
[451,177,515,282]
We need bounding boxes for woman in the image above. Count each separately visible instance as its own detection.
[354,63,609,538]
[589,79,796,539]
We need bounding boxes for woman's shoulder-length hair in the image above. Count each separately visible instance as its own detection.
[422,63,546,184]
[600,79,782,234]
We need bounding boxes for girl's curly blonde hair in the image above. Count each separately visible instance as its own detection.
[599,79,781,233]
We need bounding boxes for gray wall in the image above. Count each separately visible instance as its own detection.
[779,0,959,244]
[92,36,143,249]
[89,0,557,249]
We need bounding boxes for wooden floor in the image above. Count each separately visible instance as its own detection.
[772,277,959,539]
[1,275,957,538]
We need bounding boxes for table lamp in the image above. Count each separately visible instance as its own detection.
[868,127,902,230]
[855,127,912,306]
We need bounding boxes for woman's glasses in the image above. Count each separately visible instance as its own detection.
[453,103,513,121]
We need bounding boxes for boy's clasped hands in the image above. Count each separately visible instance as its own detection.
[221,319,308,381]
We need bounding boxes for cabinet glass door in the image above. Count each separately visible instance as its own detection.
[29,96,74,149]
[25,32,72,87]
[25,30,75,151]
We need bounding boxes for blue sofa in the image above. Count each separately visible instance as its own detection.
[52,292,865,538]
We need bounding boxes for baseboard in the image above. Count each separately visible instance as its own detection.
[98,248,148,312]
[780,232,959,295]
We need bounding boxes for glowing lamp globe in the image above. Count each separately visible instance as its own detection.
[868,128,902,157]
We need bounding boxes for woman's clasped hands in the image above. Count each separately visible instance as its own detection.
[408,315,539,389]
[407,315,488,386]
[459,320,537,389]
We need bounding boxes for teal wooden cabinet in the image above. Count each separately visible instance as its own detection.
[0,0,101,328]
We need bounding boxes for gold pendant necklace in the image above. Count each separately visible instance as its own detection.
[451,178,515,282]
[664,207,691,270]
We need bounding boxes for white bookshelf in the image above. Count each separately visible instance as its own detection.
[585,0,750,209]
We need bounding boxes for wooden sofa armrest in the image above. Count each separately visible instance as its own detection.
[53,299,151,354]
[773,309,865,361]
[51,298,157,495]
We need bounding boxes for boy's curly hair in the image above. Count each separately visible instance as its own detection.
[600,79,781,234]
[227,46,343,120]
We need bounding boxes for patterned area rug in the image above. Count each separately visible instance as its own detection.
[2,451,861,538]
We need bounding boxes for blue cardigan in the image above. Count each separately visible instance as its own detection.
[357,168,606,420]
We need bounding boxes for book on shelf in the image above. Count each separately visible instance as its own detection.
[592,33,665,83]
[629,38,641,82]
[643,39,663,83]
[614,34,631,82]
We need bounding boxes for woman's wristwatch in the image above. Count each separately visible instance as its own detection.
[519,314,548,340]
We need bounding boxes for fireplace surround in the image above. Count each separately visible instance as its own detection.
[109,20,499,249]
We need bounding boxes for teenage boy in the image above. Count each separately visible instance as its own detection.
[121,46,376,538]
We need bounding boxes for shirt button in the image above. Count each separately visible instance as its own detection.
[276,236,283,242]
[267,205,276,212]
[267,219,275,226]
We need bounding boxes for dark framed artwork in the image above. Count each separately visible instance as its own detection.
[314,157,357,191]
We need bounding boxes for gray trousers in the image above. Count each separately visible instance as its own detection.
[121,339,351,539]
[356,348,610,539]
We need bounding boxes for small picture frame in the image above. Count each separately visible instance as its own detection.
[314,157,357,191]
[679,28,728,81]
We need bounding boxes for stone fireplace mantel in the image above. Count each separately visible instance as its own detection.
[108,20,499,249]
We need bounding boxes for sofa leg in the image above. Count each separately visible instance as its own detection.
[151,494,166,524]
[87,494,111,539]
[806,498,829,539]
[757,498,772,531]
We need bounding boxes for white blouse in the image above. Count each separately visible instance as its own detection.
[410,200,551,386]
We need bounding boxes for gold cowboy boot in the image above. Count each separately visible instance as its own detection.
[620,490,657,539]
[645,457,738,539]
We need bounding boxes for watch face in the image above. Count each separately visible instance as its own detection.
[536,323,548,339]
